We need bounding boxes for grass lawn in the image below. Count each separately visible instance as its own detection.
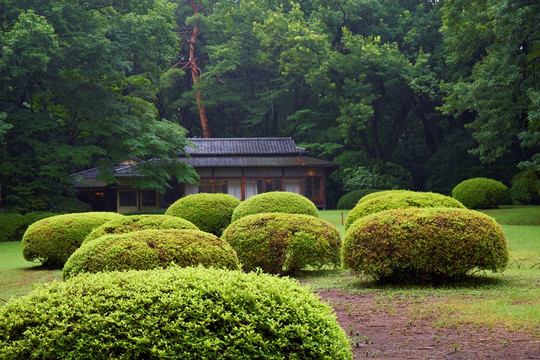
[1,206,539,337]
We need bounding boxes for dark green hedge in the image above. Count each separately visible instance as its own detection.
[452,177,509,209]
[0,212,58,242]
[223,213,341,274]
[343,208,508,282]
[510,171,540,205]
[165,193,240,236]
[83,214,198,244]
[22,212,123,265]
[63,229,239,279]
[344,191,465,230]
[231,192,318,223]
[0,266,352,360]
[336,189,381,210]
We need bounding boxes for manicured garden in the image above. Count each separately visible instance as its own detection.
[1,201,538,358]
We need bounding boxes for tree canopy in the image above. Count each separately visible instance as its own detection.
[1,0,538,211]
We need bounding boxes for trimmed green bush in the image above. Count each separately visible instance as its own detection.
[355,189,416,205]
[165,193,240,236]
[83,214,198,244]
[336,189,381,210]
[343,207,509,282]
[452,177,510,209]
[0,212,58,242]
[344,191,465,230]
[0,213,26,242]
[50,196,91,213]
[63,229,239,279]
[0,266,352,360]
[231,192,319,223]
[222,213,341,274]
[510,171,540,205]
[22,212,123,266]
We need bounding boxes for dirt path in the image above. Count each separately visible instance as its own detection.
[318,290,540,360]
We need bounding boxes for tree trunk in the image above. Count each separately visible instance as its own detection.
[189,0,210,138]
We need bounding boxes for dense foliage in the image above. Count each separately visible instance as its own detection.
[345,191,465,230]
[22,212,122,265]
[0,266,352,359]
[83,214,198,244]
[336,189,381,210]
[0,0,198,212]
[222,213,341,274]
[231,192,319,222]
[344,208,509,282]
[1,0,537,211]
[510,170,540,205]
[63,229,239,279]
[0,212,59,242]
[452,178,510,209]
[165,193,240,236]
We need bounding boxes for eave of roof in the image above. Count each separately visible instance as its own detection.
[185,137,306,156]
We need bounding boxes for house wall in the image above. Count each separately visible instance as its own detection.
[185,166,327,208]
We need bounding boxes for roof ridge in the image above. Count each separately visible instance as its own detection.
[188,137,292,141]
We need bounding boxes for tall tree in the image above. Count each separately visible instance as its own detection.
[440,0,540,170]
[0,0,198,212]
[173,0,211,137]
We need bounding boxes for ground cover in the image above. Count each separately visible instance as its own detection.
[0,206,538,359]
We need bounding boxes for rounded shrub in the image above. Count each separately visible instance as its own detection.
[83,214,198,244]
[231,191,318,223]
[510,170,540,205]
[344,191,465,231]
[222,213,341,274]
[355,189,416,205]
[0,266,352,360]
[452,177,510,209]
[0,213,27,242]
[22,212,123,266]
[336,189,381,210]
[63,229,239,279]
[165,193,240,236]
[343,207,508,282]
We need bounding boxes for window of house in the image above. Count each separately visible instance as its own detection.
[141,191,156,206]
[199,179,228,194]
[257,179,282,194]
[304,177,323,200]
[119,191,137,207]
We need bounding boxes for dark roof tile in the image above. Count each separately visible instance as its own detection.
[186,137,304,155]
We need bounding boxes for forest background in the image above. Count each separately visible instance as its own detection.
[0,0,538,212]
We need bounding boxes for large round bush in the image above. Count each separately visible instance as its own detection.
[452,177,509,209]
[336,189,381,210]
[22,212,123,265]
[355,189,416,205]
[510,170,540,205]
[231,191,318,222]
[0,266,352,360]
[63,229,239,279]
[83,214,198,244]
[344,207,508,282]
[0,212,58,242]
[222,213,341,274]
[165,193,240,236]
[344,191,465,230]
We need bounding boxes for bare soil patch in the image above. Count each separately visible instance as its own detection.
[318,289,540,360]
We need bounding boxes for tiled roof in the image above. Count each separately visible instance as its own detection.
[71,138,337,187]
[185,138,305,155]
[181,156,336,168]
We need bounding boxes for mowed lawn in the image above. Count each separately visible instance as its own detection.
[0,206,539,336]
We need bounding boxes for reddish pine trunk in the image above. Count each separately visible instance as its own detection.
[190,0,210,138]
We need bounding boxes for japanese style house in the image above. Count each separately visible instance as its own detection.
[72,137,338,213]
